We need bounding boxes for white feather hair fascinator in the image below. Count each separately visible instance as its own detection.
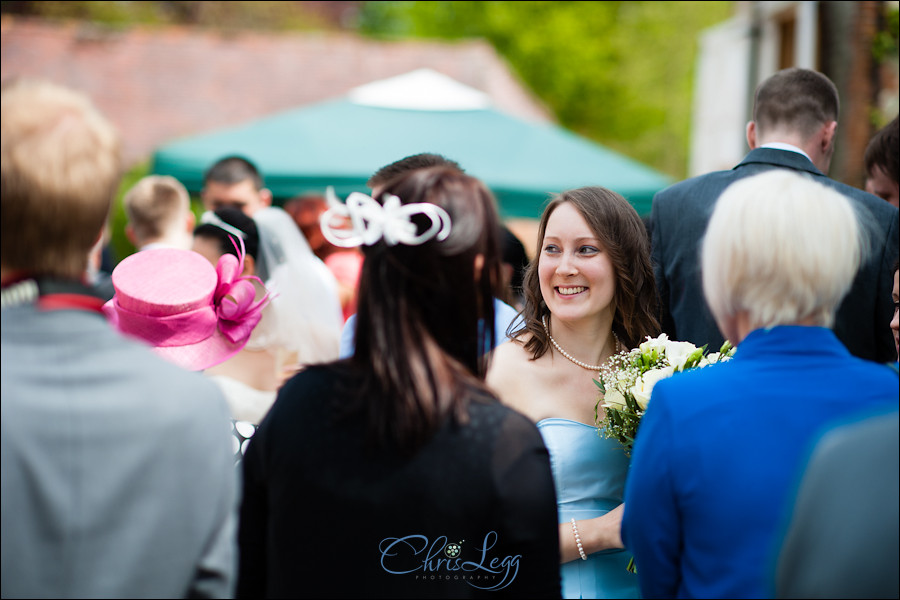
[319,186,452,248]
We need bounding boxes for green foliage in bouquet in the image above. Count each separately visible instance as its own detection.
[595,335,734,457]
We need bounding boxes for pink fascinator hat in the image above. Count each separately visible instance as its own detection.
[103,246,268,371]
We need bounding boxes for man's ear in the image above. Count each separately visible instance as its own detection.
[185,210,196,233]
[745,121,758,149]
[820,120,837,154]
[260,188,273,208]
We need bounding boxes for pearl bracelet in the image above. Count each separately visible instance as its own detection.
[570,518,588,561]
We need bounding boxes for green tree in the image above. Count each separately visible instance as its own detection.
[2,1,734,178]
[359,1,733,178]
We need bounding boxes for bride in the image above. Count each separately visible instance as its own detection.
[487,186,660,599]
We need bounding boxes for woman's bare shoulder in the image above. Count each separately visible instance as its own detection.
[487,336,547,416]
[488,336,532,377]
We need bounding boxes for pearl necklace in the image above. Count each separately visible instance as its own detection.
[542,314,621,371]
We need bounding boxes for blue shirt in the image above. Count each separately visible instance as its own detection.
[338,298,523,359]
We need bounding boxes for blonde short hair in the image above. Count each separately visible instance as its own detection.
[702,170,862,330]
[1,79,121,279]
[124,175,191,243]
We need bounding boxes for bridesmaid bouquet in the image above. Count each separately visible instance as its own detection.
[594,334,735,457]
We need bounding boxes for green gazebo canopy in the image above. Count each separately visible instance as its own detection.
[151,72,671,219]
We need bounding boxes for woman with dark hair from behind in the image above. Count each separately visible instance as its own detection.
[236,167,562,598]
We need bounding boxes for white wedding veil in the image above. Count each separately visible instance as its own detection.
[249,206,343,366]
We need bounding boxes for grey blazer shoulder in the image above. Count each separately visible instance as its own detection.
[775,409,900,599]
[649,147,899,362]
[1,306,238,599]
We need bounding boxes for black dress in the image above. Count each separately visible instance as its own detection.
[237,364,562,599]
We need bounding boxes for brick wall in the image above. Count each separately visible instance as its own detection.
[1,16,553,167]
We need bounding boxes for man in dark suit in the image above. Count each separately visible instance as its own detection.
[650,67,899,362]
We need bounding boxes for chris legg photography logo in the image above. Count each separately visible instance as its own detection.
[379,531,520,591]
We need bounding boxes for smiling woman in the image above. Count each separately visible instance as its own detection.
[487,186,660,599]
[537,201,618,329]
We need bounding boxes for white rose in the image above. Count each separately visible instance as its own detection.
[603,388,628,410]
[630,366,675,409]
[663,340,699,371]
[639,333,669,355]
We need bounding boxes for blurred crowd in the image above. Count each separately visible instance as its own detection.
[1,70,897,599]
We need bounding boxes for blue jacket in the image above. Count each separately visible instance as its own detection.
[621,326,899,599]
[339,297,523,359]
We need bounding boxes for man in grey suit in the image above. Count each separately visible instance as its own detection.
[1,79,238,598]
[776,408,899,598]
[650,68,899,362]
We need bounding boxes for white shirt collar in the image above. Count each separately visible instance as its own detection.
[138,242,177,252]
[759,142,812,162]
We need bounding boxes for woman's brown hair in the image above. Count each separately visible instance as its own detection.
[348,166,504,452]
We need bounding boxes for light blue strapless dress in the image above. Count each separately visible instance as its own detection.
[537,418,640,599]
